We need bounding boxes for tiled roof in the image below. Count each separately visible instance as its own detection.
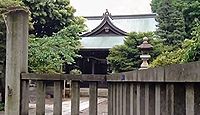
[80,36,124,49]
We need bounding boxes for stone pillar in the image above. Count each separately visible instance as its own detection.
[4,8,29,115]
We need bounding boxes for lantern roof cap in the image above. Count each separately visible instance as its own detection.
[137,37,153,50]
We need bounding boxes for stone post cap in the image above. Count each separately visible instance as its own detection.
[1,6,29,15]
[137,37,153,50]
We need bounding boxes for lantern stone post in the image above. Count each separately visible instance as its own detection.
[137,37,153,70]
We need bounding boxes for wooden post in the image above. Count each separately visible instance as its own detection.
[108,83,113,115]
[137,84,141,115]
[71,81,80,115]
[155,84,161,115]
[116,83,119,115]
[54,81,62,115]
[36,81,46,115]
[4,8,28,115]
[145,84,149,115]
[89,82,98,115]
[63,80,66,98]
[186,83,194,115]
[21,80,29,115]
[149,84,155,115]
[124,83,130,115]
[166,84,174,115]
[119,83,123,115]
[112,83,116,115]
[130,83,137,115]
[194,84,200,115]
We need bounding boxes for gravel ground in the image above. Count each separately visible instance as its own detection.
[0,98,107,115]
[80,100,108,115]
[0,111,3,115]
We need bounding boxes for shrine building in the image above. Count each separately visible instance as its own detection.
[65,10,156,75]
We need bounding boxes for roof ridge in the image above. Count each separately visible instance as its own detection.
[81,10,127,37]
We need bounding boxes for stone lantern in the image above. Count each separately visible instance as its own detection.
[137,37,153,70]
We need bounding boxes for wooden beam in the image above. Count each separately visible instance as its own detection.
[107,61,200,82]
[21,73,106,81]
[22,61,200,83]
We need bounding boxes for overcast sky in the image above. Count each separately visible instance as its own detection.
[70,0,152,16]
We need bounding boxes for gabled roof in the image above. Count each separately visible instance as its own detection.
[82,10,127,37]
[84,13,156,33]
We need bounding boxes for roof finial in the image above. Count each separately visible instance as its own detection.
[105,9,109,14]
[102,9,112,20]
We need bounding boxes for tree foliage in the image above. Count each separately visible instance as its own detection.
[150,42,187,67]
[151,0,162,13]
[151,0,181,13]
[23,0,76,37]
[150,0,200,67]
[182,1,200,38]
[107,32,155,72]
[28,15,86,73]
[0,0,86,73]
[182,20,200,62]
[155,0,186,46]
[151,20,200,67]
[151,0,200,38]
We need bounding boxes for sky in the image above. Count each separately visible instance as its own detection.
[70,0,152,16]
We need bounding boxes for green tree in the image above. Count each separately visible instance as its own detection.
[182,20,200,62]
[151,0,200,39]
[156,0,186,46]
[28,16,86,73]
[108,32,155,72]
[182,1,200,38]
[23,0,76,37]
[150,47,186,67]
[151,0,180,13]
[151,20,200,67]
[151,0,162,13]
